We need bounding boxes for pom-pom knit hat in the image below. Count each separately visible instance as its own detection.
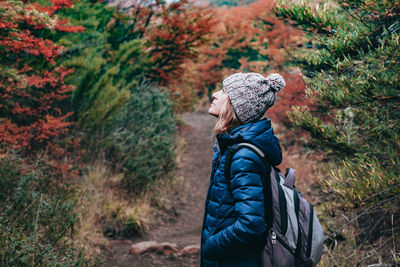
[223,72,285,124]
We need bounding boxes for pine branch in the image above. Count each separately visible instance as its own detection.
[337,0,373,33]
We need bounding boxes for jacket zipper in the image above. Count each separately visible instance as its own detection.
[210,153,222,182]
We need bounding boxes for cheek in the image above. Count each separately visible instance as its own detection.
[214,101,223,113]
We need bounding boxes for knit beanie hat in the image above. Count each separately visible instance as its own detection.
[223,72,285,124]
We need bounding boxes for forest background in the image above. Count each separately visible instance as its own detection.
[0,0,399,265]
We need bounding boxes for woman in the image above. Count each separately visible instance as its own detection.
[201,72,285,267]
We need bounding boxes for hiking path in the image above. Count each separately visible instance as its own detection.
[104,111,215,267]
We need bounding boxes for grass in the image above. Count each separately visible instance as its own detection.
[73,163,187,262]
[72,122,188,263]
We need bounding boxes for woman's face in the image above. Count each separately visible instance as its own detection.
[208,89,228,117]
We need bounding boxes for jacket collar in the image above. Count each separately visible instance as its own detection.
[215,118,271,154]
[215,132,244,154]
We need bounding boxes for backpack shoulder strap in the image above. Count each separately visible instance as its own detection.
[238,142,266,158]
[283,168,296,189]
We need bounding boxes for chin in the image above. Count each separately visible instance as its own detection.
[208,109,218,117]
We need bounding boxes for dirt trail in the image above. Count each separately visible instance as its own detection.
[104,111,215,267]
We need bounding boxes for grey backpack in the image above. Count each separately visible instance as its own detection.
[225,142,324,267]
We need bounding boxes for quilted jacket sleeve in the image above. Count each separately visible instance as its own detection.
[202,148,267,260]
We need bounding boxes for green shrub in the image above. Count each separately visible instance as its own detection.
[105,83,177,192]
[58,0,151,132]
[0,155,89,266]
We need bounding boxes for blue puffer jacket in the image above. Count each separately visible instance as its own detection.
[200,118,282,267]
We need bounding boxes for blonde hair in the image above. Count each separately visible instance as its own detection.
[213,94,241,138]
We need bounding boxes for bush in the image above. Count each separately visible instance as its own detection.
[0,154,89,266]
[105,83,177,192]
[0,0,81,158]
[100,200,151,238]
[58,0,151,132]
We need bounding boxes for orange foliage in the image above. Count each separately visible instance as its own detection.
[145,0,215,84]
[106,0,214,111]
[0,0,84,177]
[0,66,75,150]
[178,0,307,120]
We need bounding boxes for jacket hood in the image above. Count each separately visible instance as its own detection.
[215,118,282,166]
